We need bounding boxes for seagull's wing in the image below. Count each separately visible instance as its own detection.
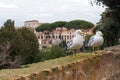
[88,36,94,46]
[67,39,73,49]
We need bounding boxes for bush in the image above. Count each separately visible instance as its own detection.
[38,45,67,62]
[18,27,39,64]
[50,45,67,58]
[0,19,39,68]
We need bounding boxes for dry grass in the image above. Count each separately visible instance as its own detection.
[0,53,96,80]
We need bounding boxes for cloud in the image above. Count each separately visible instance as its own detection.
[0,0,105,26]
[27,13,54,18]
[0,2,18,8]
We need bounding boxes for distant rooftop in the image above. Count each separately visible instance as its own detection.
[24,20,39,22]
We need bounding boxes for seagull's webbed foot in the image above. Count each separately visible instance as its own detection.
[72,51,76,59]
[92,46,95,55]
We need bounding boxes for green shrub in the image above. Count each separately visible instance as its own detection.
[38,45,67,62]
[0,19,39,68]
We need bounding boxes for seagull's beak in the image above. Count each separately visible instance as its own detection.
[80,32,85,35]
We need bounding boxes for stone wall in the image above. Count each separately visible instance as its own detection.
[13,45,120,80]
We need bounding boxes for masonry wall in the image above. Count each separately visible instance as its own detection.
[13,45,120,80]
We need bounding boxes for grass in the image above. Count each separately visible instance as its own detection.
[0,53,97,80]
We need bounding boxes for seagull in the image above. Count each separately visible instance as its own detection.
[67,30,84,58]
[88,31,104,53]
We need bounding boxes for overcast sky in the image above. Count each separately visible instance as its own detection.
[0,0,105,27]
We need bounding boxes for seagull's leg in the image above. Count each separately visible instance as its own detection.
[75,50,78,58]
[98,47,100,52]
[97,47,101,54]
[76,49,80,58]
[73,50,75,58]
[92,46,95,54]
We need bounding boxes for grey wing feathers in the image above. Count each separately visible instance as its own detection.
[67,39,73,49]
[88,36,94,46]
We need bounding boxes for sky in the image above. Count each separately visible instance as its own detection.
[0,0,105,27]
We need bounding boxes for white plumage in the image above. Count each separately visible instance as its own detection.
[88,31,104,49]
[67,30,84,57]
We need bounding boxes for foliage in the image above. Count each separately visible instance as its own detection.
[93,24,102,34]
[0,19,39,68]
[80,20,94,29]
[3,19,15,30]
[0,41,21,69]
[101,18,119,46]
[36,23,51,32]
[18,27,39,64]
[93,9,120,47]
[64,20,82,29]
[91,0,120,47]
[36,20,94,32]
[0,53,94,80]
[64,20,94,29]
[91,0,120,9]
[54,21,67,27]
[0,20,24,68]
[39,45,67,62]
[59,40,67,48]
[84,34,93,52]
[51,45,66,58]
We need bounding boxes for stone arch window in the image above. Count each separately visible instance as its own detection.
[59,34,61,38]
[46,36,48,39]
[56,36,58,39]
[41,36,43,39]
[70,36,71,39]
[48,36,50,38]
[53,36,55,38]
[72,35,74,38]
[67,35,69,39]
[65,35,66,39]
[61,35,63,39]
[38,36,40,39]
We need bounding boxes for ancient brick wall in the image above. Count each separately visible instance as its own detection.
[13,45,120,80]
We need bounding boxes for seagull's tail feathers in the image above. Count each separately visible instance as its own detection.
[87,42,91,46]
[65,47,73,55]
[66,47,70,50]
